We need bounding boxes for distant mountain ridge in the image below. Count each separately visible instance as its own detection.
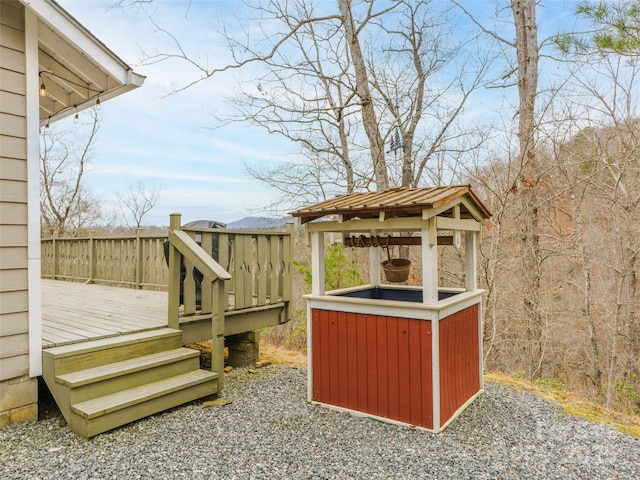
[226,216,292,229]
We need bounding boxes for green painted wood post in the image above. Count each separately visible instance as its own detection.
[284,222,295,302]
[52,231,58,280]
[213,279,226,390]
[167,213,182,329]
[88,229,96,284]
[136,227,144,289]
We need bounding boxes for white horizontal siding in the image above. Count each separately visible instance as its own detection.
[1,0,30,394]
[0,268,27,291]
[0,196,27,220]
[0,224,27,247]
[0,2,24,31]
[0,333,28,360]
[0,354,29,381]
[0,311,28,337]
[0,158,27,182]
[0,112,27,138]
[0,246,27,270]
[0,179,27,203]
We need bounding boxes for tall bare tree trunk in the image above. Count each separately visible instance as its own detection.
[511,0,543,378]
[337,0,389,190]
[571,192,602,389]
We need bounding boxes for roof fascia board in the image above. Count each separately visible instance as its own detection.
[21,0,138,83]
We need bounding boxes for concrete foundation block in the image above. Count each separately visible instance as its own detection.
[226,332,260,368]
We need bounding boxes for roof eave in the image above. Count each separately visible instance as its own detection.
[291,186,492,224]
[24,0,135,79]
[23,0,146,125]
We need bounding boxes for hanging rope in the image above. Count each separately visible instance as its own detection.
[343,235,426,248]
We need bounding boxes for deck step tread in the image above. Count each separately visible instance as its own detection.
[56,348,201,388]
[71,369,218,420]
[43,328,182,358]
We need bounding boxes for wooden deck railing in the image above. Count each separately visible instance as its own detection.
[40,217,295,316]
[41,230,168,288]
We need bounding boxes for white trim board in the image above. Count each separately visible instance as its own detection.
[25,6,42,377]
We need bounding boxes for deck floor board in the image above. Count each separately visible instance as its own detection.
[42,280,167,348]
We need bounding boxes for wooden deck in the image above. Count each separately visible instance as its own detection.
[42,280,167,349]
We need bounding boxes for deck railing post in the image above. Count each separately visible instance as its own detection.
[167,213,182,329]
[213,279,226,390]
[88,229,96,284]
[136,227,144,289]
[284,222,295,302]
[52,231,58,280]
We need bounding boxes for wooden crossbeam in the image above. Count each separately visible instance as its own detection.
[343,235,454,248]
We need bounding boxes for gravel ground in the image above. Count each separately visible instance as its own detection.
[1,365,638,479]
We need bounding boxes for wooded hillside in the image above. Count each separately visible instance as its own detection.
[474,119,640,414]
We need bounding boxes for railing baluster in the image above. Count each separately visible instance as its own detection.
[183,257,196,315]
[256,235,267,305]
[269,234,279,304]
[233,235,245,308]
[200,232,213,313]
[219,233,231,307]
[242,235,253,308]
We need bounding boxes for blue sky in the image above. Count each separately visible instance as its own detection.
[55,0,291,226]
[53,0,584,227]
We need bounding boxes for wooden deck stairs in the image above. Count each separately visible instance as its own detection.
[42,328,218,438]
[40,216,293,437]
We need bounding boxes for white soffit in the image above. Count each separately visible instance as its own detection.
[21,0,145,125]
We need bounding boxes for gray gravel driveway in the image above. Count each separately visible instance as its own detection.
[1,365,638,479]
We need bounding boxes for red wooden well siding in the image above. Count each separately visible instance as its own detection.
[438,304,480,425]
[311,309,433,429]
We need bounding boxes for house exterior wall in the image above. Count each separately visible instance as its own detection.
[0,0,38,428]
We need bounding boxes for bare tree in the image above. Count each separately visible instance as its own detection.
[119,0,493,206]
[509,0,545,379]
[454,0,544,378]
[555,10,640,406]
[40,110,102,236]
[337,0,391,189]
[115,180,163,229]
